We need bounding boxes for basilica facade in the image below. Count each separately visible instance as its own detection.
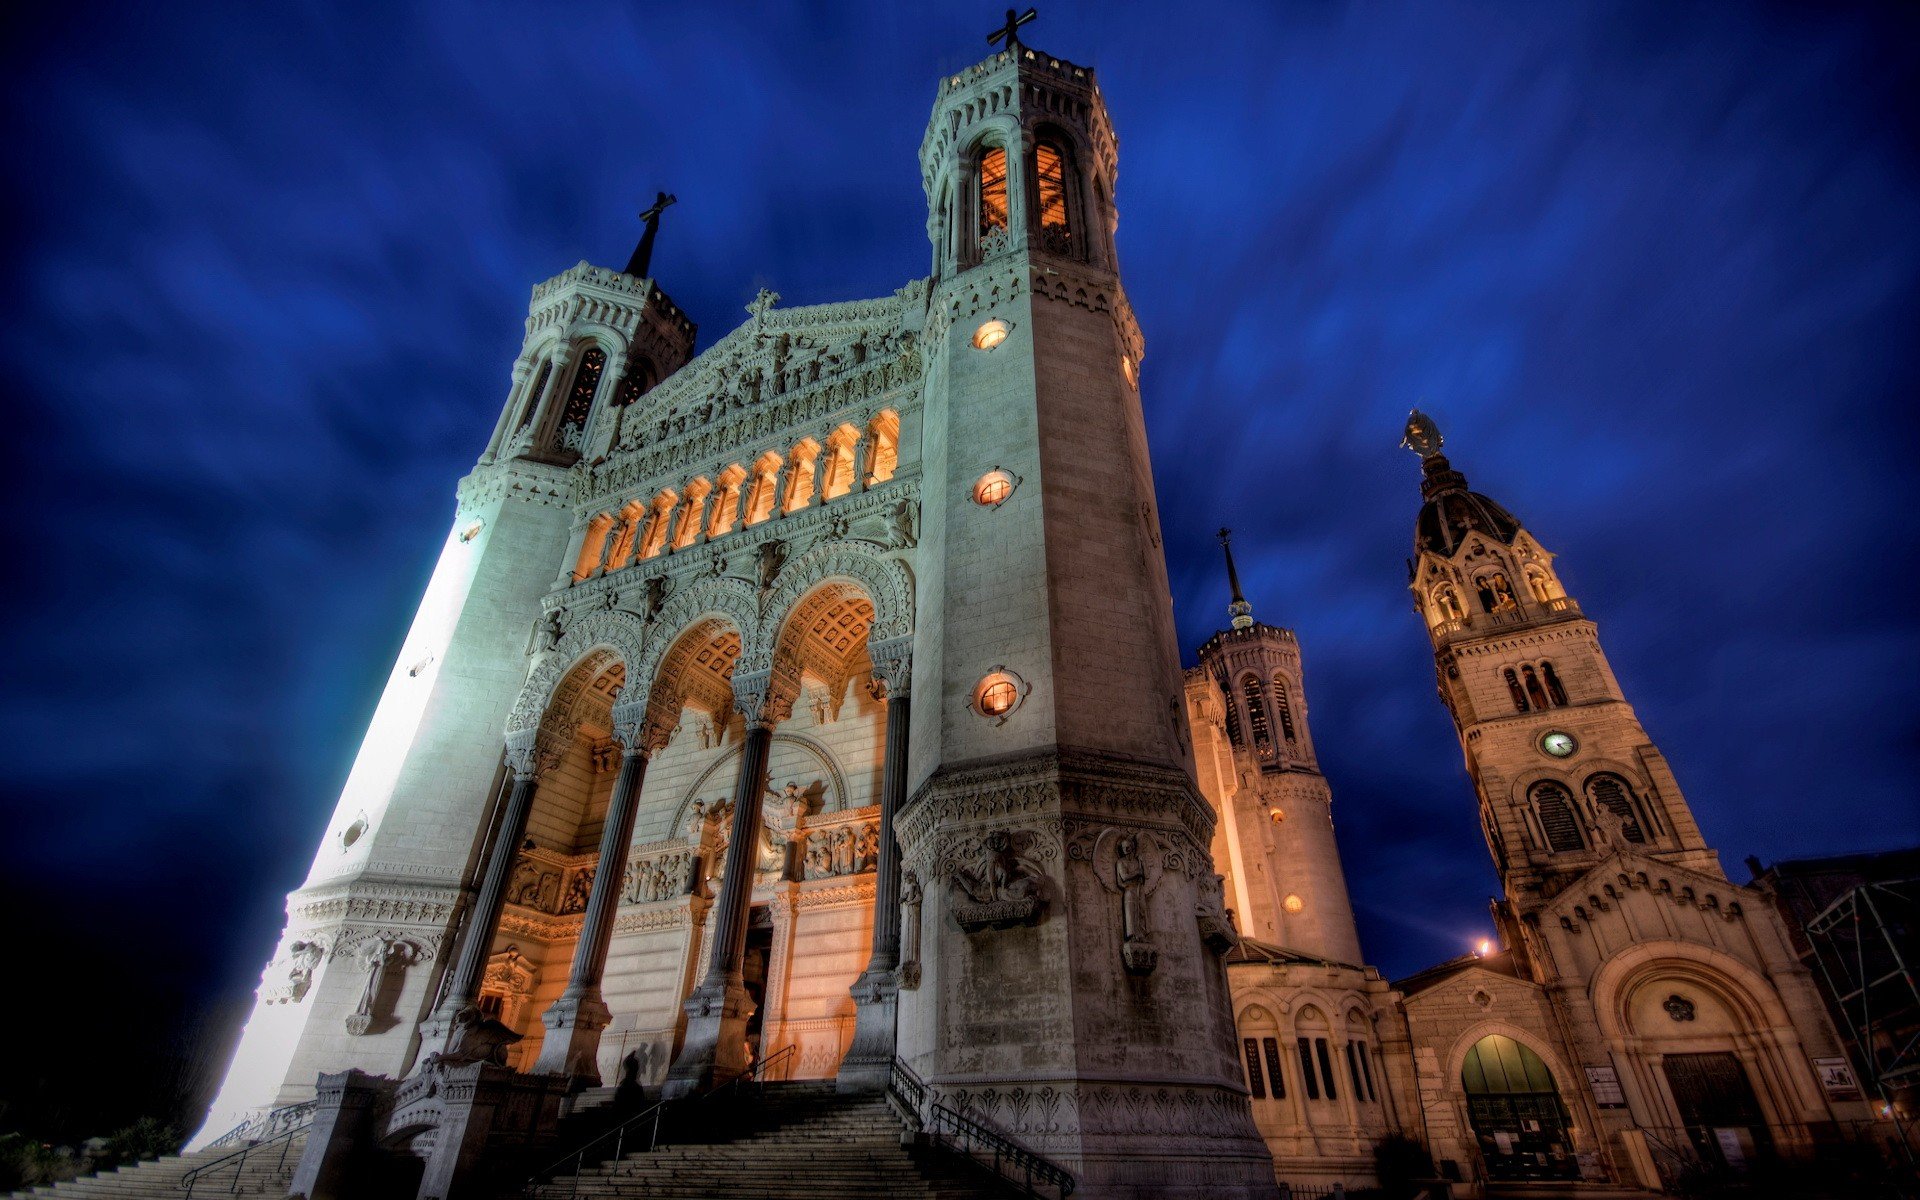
[189,26,1875,1200]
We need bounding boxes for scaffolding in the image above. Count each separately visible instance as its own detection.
[1804,877,1920,1175]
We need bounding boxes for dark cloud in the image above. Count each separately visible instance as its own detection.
[3,0,1915,1139]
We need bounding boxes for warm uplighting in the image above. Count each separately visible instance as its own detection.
[972,318,1011,350]
[1476,939,1494,957]
[1268,806,1287,824]
[1282,894,1305,914]
[1121,353,1137,387]
[458,519,485,543]
[973,469,1015,507]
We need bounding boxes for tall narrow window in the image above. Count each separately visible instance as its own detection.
[516,360,552,431]
[1505,668,1530,713]
[1357,1042,1377,1101]
[1221,676,1243,746]
[1035,141,1071,253]
[1347,1042,1364,1098]
[1243,1039,1266,1099]
[1274,677,1298,742]
[1522,665,1550,711]
[1297,1038,1320,1100]
[1586,774,1648,844]
[978,147,1010,243]
[1240,676,1272,750]
[1262,1038,1286,1099]
[555,346,605,451]
[1541,661,1568,707]
[1532,782,1585,853]
[1315,1039,1339,1100]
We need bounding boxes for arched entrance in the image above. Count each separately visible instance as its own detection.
[1461,1034,1579,1182]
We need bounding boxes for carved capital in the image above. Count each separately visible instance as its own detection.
[505,719,574,781]
[611,695,675,756]
[867,634,913,700]
[731,666,799,731]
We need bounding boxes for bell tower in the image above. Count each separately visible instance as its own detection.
[1192,531,1363,966]
[1400,411,1722,933]
[894,18,1279,1198]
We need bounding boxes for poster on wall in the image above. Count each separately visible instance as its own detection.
[1811,1056,1861,1101]
[1584,1065,1627,1108]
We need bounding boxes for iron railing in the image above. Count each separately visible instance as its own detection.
[181,1109,313,1198]
[925,1101,1075,1198]
[889,1057,1074,1199]
[522,1043,796,1198]
[201,1100,316,1152]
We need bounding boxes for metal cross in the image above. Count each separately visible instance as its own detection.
[988,7,1037,51]
[640,191,677,224]
[624,191,678,278]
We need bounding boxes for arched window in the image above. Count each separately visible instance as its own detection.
[1522,665,1550,711]
[637,490,678,560]
[1541,661,1568,707]
[616,357,656,408]
[1295,1006,1337,1101]
[1504,668,1530,713]
[555,346,606,451]
[707,464,746,538]
[516,360,553,432]
[1034,140,1072,254]
[1272,677,1298,743]
[1240,675,1272,750]
[782,437,821,513]
[1585,774,1648,844]
[744,452,783,525]
[1531,782,1584,853]
[977,146,1010,247]
[1461,1035,1578,1182]
[1239,1005,1285,1102]
[1526,567,1554,604]
[866,410,899,485]
[1220,675,1243,746]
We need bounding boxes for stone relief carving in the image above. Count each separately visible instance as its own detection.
[623,848,700,904]
[261,937,328,1005]
[1077,827,1164,975]
[945,829,1046,932]
[506,846,597,915]
[1195,873,1236,955]
[896,869,924,990]
[341,933,427,1036]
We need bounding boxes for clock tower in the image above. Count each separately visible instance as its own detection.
[1400,411,1861,1176]
[1402,409,1722,931]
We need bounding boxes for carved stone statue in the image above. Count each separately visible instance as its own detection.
[756,539,787,590]
[644,575,672,622]
[1089,827,1162,974]
[345,935,418,1036]
[543,607,567,650]
[1401,408,1444,459]
[888,499,918,548]
[949,830,1041,931]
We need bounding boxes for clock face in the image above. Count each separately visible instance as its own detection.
[1541,731,1577,758]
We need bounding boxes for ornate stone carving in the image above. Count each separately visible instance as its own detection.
[343,934,426,1036]
[1196,873,1237,955]
[896,869,924,990]
[623,848,700,903]
[868,634,912,699]
[261,937,327,1005]
[946,830,1045,931]
[504,609,646,736]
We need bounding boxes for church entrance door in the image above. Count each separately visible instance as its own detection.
[1461,1035,1579,1182]
[1662,1051,1771,1170]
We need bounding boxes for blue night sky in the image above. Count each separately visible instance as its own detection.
[3,2,1916,1137]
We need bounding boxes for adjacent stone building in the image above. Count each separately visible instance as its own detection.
[185,23,1888,1200]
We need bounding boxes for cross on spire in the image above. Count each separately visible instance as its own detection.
[988,7,1037,52]
[623,190,678,278]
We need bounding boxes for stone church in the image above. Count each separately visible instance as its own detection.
[179,22,1874,1200]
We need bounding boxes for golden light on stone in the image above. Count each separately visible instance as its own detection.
[978,676,1018,716]
[1121,353,1136,387]
[1282,894,1305,914]
[973,469,1014,507]
[459,520,485,543]
[1268,807,1286,823]
[972,318,1011,350]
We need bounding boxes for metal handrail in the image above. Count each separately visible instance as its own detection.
[926,1101,1075,1198]
[522,1043,797,1197]
[181,1112,312,1198]
[202,1099,316,1151]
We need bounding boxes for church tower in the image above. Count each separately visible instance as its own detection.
[893,21,1280,1197]
[1399,410,1861,1177]
[1400,409,1721,929]
[1191,531,1363,965]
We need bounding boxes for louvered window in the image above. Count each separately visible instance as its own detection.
[1533,782,1585,853]
[1274,678,1298,742]
[1241,676,1271,748]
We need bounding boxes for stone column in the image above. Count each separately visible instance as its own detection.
[838,642,912,1092]
[422,723,564,1057]
[664,668,791,1098]
[532,697,669,1081]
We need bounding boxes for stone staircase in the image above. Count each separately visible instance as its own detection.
[1484,1184,1665,1200]
[9,1130,308,1199]
[517,1081,1021,1199]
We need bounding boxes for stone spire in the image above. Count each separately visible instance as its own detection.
[1218,527,1253,631]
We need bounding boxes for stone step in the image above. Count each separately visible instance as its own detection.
[8,1132,308,1200]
